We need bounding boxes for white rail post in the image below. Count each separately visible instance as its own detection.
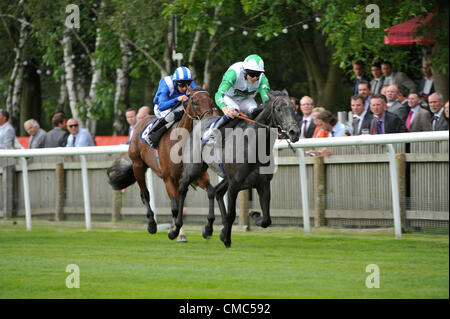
[297,148,310,235]
[145,169,157,223]
[20,157,32,231]
[387,144,402,239]
[80,155,92,231]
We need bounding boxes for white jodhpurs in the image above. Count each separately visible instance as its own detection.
[223,96,257,115]
[154,104,183,119]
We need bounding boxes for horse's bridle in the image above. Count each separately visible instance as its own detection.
[182,91,213,120]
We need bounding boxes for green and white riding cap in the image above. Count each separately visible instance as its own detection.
[243,54,265,72]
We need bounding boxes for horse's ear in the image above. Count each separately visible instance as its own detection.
[282,88,289,96]
[267,91,275,100]
[187,86,194,95]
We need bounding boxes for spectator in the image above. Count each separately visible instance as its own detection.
[24,119,46,149]
[370,62,384,95]
[0,109,15,149]
[66,118,95,147]
[311,107,328,138]
[305,107,329,156]
[352,60,370,95]
[381,61,417,93]
[369,94,406,134]
[37,112,69,148]
[397,84,410,107]
[418,63,435,102]
[316,110,352,137]
[290,97,302,124]
[405,92,432,132]
[350,95,372,135]
[428,93,448,131]
[444,101,449,127]
[310,110,351,157]
[125,107,137,144]
[137,106,151,122]
[298,96,316,138]
[385,85,409,122]
[357,80,372,111]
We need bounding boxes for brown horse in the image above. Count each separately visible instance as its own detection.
[107,87,215,239]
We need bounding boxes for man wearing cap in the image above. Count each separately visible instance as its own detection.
[146,66,197,148]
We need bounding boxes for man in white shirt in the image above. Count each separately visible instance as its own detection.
[350,95,372,135]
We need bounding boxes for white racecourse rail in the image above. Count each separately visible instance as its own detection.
[0,131,448,238]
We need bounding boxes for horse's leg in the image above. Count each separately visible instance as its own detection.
[221,183,239,248]
[202,180,216,239]
[251,181,272,228]
[133,161,157,234]
[214,178,229,228]
[165,179,184,241]
[168,196,186,242]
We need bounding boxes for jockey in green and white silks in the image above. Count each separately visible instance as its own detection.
[215,54,270,118]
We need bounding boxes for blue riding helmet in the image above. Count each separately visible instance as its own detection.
[173,66,193,82]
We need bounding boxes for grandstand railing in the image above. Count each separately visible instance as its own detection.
[0,131,448,238]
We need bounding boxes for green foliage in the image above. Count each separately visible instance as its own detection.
[0,0,448,133]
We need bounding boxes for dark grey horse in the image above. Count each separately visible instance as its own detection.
[169,90,300,247]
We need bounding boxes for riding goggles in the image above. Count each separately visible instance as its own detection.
[245,70,263,79]
[175,80,192,88]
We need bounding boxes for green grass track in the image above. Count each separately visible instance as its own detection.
[0,224,448,299]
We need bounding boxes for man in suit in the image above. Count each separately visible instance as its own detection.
[24,119,46,149]
[370,62,384,95]
[352,60,370,95]
[369,94,406,134]
[350,95,372,135]
[381,61,417,94]
[418,63,435,102]
[428,92,449,131]
[385,85,409,122]
[37,112,69,148]
[298,96,316,138]
[406,92,432,132]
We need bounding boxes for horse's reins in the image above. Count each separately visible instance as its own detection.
[182,90,213,120]
[232,100,297,154]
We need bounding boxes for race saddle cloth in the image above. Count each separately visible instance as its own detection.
[139,118,158,146]
[201,116,222,144]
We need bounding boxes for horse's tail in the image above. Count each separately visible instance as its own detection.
[106,158,136,190]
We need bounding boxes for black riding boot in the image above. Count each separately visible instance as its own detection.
[148,118,169,149]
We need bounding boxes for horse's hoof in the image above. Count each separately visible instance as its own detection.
[223,241,231,248]
[261,219,272,228]
[168,229,178,240]
[202,225,213,239]
[177,234,188,242]
[147,222,157,234]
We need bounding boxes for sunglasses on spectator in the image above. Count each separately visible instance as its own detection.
[245,70,262,79]
[69,124,79,128]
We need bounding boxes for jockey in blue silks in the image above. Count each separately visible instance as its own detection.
[148,66,197,148]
